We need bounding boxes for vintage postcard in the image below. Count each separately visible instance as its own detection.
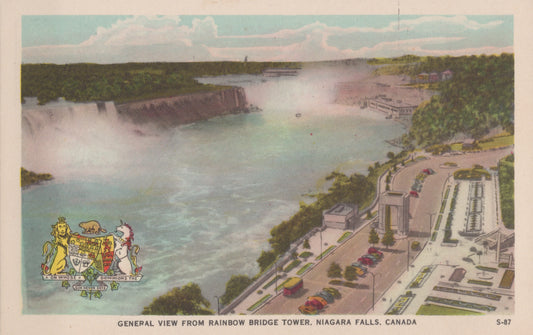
[1,0,532,334]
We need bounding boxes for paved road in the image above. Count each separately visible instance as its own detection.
[256,147,512,315]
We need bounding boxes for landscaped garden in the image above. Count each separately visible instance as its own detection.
[275,278,294,292]
[262,275,281,290]
[247,294,272,312]
[499,270,515,289]
[283,260,302,273]
[454,166,491,181]
[425,296,496,312]
[385,293,415,315]
[299,251,313,259]
[476,265,498,273]
[296,263,314,275]
[337,232,352,243]
[434,214,442,230]
[433,285,501,301]
[408,266,434,289]
[467,279,493,287]
[477,133,514,150]
[416,303,483,315]
[439,200,447,214]
[443,184,459,244]
[444,185,451,199]
[315,245,336,260]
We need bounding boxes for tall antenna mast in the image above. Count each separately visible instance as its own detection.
[398,0,400,31]
[397,0,400,55]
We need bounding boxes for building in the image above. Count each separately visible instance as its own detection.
[378,191,410,236]
[417,72,429,83]
[441,69,453,81]
[366,95,419,119]
[429,72,439,82]
[262,68,300,77]
[323,203,358,230]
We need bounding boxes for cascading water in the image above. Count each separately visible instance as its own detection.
[22,65,405,314]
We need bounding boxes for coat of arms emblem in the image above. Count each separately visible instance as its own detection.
[41,217,143,299]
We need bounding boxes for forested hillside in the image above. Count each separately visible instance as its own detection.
[370,54,514,147]
[21,62,300,105]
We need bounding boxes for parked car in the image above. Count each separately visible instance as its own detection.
[358,256,374,266]
[323,287,341,299]
[368,247,383,256]
[370,252,383,260]
[315,291,334,304]
[363,254,379,262]
[305,297,326,310]
[308,296,328,307]
[411,183,422,191]
[349,265,366,276]
[299,305,318,315]
[409,190,419,197]
[351,262,368,271]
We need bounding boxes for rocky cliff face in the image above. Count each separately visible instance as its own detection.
[115,87,249,126]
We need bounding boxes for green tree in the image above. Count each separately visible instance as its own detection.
[327,262,343,278]
[387,151,395,160]
[220,275,253,306]
[256,250,276,272]
[142,283,214,315]
[344,266,357,281]
[368,227,380,246]
[381,230,395,250]
[303,239,310,249]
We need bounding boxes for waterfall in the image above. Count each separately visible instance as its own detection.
[21,98,157,179]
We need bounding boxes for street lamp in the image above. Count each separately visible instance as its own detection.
[214,296,220,315]
[427,212,436,236]
[275,260,278,295]
[406,238,410,271]
[320,229,323,260]
[368,271,381,312]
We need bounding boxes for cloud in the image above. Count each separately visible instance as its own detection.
[22,15,511,63]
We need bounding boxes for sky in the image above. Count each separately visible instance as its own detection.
[21,15,513,63]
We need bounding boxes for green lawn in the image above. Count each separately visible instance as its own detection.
[247,294,272,312]
[479,135,514,150]
[299,251,313,259]
[275,278,293,292]
[296,263,314,275]
[262,275,281,290]
[315,245,336,260]
[416,304,483,315]
[283,260,302,273]
[337,232,352,243]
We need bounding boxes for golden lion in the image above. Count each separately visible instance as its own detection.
[42,217,72,275]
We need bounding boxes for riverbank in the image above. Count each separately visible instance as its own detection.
[335,74,436,108]
[21,167,53,188]
[115,87,250,127]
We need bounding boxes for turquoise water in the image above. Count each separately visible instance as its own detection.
[22,66,405,314]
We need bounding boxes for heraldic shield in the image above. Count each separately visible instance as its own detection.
[41,217,142,299]
[68,234,115,273]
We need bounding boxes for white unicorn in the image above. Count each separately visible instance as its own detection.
[113,220,137,276]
